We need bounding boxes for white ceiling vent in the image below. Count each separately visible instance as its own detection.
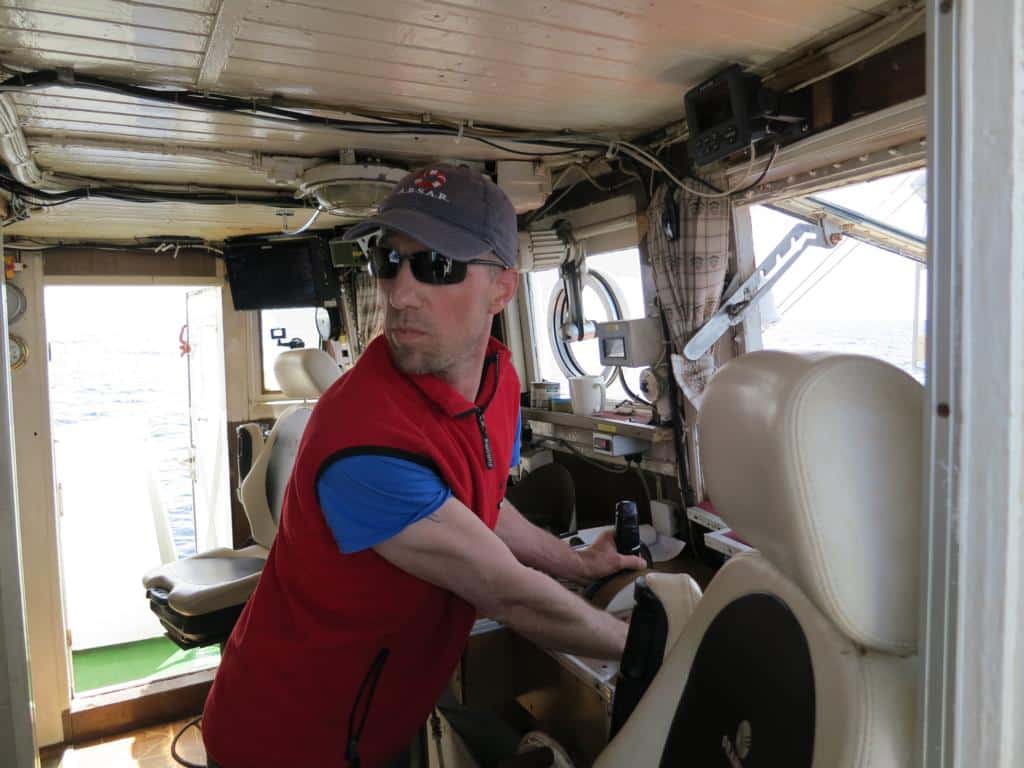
[298,163,406,218]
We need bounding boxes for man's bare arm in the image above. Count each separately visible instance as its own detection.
[494,498,646,584]
[374,496,628,660]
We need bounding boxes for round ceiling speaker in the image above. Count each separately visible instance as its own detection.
[297,163,406,218]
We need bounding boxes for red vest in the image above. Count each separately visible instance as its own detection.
[202,335,520,767]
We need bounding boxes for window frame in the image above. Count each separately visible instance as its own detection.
[522,242,653,403]
[732,166,927,366]
[247,307,322,405]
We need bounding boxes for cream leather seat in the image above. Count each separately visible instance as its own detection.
[143,348,341,648]
[598,351,923,767]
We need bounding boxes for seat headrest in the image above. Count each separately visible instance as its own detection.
[273,349,342,400]
[699,351,923,654]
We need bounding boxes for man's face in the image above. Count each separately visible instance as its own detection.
[378,231,518,377]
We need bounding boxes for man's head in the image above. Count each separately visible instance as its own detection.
[343,164,519,377]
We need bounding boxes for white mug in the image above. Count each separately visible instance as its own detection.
[569,375,606,415]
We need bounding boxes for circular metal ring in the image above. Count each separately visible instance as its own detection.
[9,333,27,370]
[546,269,625,385]
[5,282,26,325]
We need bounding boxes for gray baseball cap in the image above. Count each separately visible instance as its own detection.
[342,163,518,268]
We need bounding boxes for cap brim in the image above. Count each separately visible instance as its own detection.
[341,209,494,263]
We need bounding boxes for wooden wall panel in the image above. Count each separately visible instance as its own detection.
[42,248,218,278]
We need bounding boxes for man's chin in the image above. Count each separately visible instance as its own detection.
[388,343,438,376]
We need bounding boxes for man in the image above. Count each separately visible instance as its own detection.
[201,164,644,767]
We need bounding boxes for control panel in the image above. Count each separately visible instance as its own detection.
[685,65,760,167]
[684,64,809,167]
[592,432,650,457]
[596,317,664,368]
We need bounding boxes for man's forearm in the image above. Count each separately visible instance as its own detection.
[375,493,626,660]
[494,499,587,582]
[492,563,628,660]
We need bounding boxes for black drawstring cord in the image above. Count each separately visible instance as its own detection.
[346,648,390,767]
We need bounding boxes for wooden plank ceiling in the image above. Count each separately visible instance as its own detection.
[0,0,889,240]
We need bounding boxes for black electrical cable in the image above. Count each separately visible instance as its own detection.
[3,68,781,207]
[170,716,205,768]
[617,366,652,406]
[465,136,585,157]
[0,70,597,156]
[0,170,307,208]
[630,459,653,526]
[525,168,642,227]
[734,143,780,193]
[14,196,80,209]
[654,303,696,508]
[524,180,582,226]
[546,437,631,474]
[685,143,780,198]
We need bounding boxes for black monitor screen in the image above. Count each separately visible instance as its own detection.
[693,78,734,133]
[225,238,335,310]
[603,337,627,361]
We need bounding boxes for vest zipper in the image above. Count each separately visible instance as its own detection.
[345,647,390,767]
[475,408,494,469]
[456,352,502,470]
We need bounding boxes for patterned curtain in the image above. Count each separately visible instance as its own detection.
[645,181,734,406]
[352,270,384,352]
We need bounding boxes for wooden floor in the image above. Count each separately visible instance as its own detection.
[41,716,207,768]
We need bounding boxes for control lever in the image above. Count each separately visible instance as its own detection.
[615,500,653,569]
[683,218,842,360]
[610,576,668,738]
[583,500,653,602]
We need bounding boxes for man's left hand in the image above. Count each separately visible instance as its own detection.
[575,529,647,583]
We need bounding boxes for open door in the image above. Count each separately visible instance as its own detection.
[47,285,223,693]
[184,287,231,553]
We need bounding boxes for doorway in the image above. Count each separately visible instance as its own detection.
[44,285,230,695]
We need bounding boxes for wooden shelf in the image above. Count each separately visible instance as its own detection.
[521,407,673,444]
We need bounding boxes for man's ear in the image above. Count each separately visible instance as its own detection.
[487,269,519,314]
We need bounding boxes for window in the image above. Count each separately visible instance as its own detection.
[259,307,319,393]
[527,247,647,403]
[747,169,927,382]
[811,171,926,239]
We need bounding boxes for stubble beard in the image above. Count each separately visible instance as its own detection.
[387,325,489,378]
[389,339,451,376]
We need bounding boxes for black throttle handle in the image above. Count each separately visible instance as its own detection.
[583,500,653,602]
[615,500,653,568]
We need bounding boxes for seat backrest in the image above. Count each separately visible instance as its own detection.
[506,462,576,535]
[239,349,342,548]
[598,351,924,768]
[273,347,343,401]
[701,351,923,654]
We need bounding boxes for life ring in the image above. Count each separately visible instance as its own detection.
[414,168,447,190]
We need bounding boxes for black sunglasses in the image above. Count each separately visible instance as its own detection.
[367,244,506,285]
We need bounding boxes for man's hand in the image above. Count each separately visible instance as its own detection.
[374,496,631,659]
[577,529,647,582]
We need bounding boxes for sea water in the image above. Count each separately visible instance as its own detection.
[46,286,198,561]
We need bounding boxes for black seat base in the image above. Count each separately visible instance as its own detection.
[146,588,245,650]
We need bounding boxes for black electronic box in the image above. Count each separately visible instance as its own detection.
[684,64,808,167]
[224,236,340,311]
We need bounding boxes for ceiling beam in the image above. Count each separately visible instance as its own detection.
[196,0,251,90]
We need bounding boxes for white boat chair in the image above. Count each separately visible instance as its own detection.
[598,351,923,768]
[142,348,341,649]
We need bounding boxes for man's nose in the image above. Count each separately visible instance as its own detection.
[385,258,422,310]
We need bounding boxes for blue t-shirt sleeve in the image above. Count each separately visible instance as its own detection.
[511,410,521,468]
[316,455,452,554]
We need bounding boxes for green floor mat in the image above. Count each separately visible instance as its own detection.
[72,636,220,694]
